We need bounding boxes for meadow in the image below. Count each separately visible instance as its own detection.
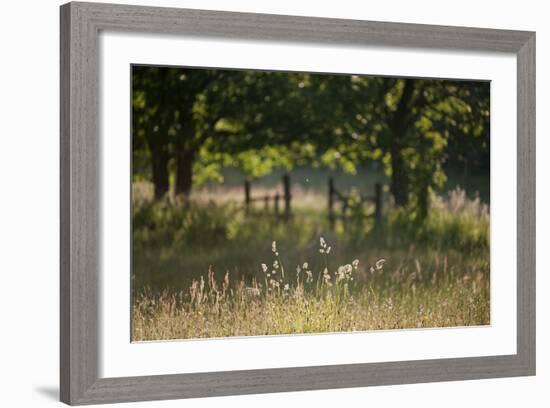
[131,180,490,341]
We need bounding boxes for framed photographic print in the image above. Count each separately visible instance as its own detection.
[60,1,535,405]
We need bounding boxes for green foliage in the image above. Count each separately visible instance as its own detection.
[132,66,490,215]
[383,205,489,254]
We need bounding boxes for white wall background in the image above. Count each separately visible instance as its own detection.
[0,0,545,407]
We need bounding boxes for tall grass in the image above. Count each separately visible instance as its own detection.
[133,237,489,340]
[131,184,490,341]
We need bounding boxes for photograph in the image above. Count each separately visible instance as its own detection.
[0,0,542,405]
[131,65,491,341]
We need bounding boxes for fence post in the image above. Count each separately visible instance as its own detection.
[328,177,335,230]
[244,180,251,215]
[264,195,269,210]
[274,193,280,216]
[374,182,383,230]
[283,174,291,220]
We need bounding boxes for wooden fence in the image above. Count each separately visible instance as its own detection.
[244,174,291,219]
[244,175,383,229]
[328,178,383,230]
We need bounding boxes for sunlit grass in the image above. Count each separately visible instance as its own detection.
[132,237,489,341]
[131,185,490,341]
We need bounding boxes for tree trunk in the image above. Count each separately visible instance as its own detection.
[417,180,430,220]
[144,120,170,200]
[175,147,195,200]
[388,79,415,207]
[390,143,409,207]
[149,135,169,200]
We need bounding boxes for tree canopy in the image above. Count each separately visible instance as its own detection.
[132,65,490,216]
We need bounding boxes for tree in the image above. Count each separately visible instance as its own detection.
[132,67,172,199]
[319,76,490,217]
[194,70,323,179]
[132,66,490,219]
[133,67,240,200]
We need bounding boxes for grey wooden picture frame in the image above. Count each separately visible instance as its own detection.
[60,1,536,405]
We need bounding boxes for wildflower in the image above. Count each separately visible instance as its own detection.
[324,273,333,287]
[322,268,331,285]
[320,237,326,248]
[273,260,279,269]
[375,259,386,270]
[272,241,277,253]
[302,262,308,269]
[261,263,268,273]
[271,269,276,275]
[326,246,331,254]
[296,265,301,275]
[320,248,325,254]
[336,264,353,282]
[336,267,345,282]
[284,284,290,291]
[352,259,359,269]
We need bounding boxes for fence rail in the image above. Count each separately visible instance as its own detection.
[244,175,383,229]
[244,174,291,219]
